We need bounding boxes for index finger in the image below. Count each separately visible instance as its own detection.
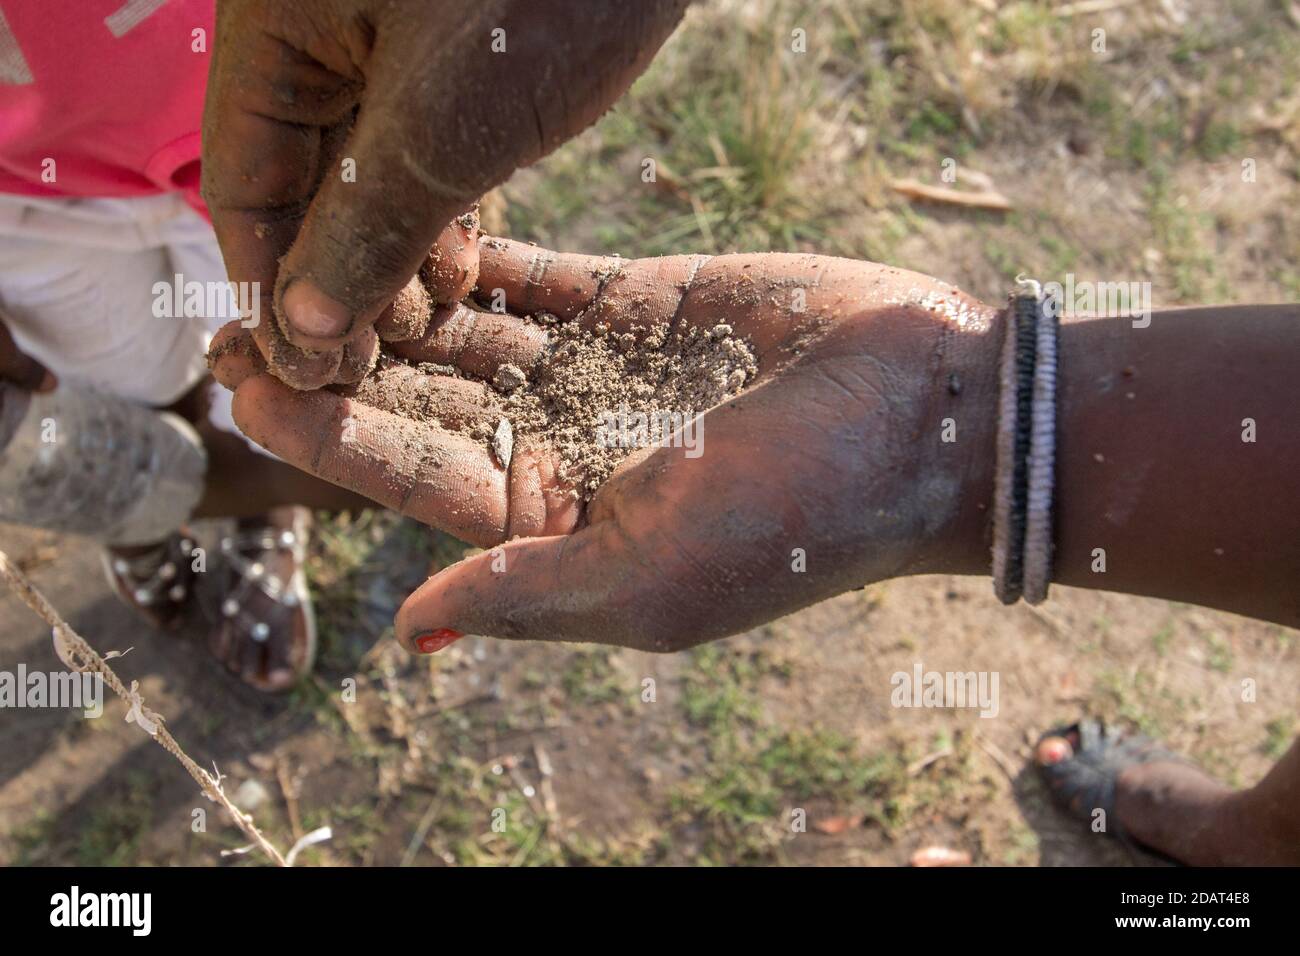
[231,373,508,545]
[474,237,704,331]
[232,372,581,545]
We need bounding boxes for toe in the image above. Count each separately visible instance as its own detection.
[1037,735,1075,766]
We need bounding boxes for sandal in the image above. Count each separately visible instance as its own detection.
[1036,718,1186,864]
[210,506,317,693]
[102,532,201,630]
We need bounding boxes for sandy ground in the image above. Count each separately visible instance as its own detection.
[1,0,1297,867]
[3,518,1295,866]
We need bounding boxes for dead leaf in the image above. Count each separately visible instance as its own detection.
[814,814,865,835]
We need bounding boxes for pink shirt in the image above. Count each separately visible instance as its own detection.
[0,0,212,216]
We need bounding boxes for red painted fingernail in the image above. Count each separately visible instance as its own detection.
[1036,737,1073,766]
[283,280,352,338]
[413,628,463,654]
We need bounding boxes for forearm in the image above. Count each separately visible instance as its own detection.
[1054,305,1300,625]
[936,304,1300,626]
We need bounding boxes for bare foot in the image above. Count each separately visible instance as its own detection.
[1037,723,1300,866]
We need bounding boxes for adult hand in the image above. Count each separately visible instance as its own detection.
[201,0,689,389]
[210,240,1003,653]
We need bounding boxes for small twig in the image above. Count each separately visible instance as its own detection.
[507,762,545,819]
[534,742,559,825]
[973,730,1021,783]
[907,746,954,777]
[891,178,1013,211]
[0,549,288,867]
[275,757,305,844]
[400,795,444,867]
[1054,0,1140,17]
[1022,601,1067,636]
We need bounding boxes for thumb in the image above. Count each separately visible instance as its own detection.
[276,0,689,351]
[395,525,651,653]
[273,60,480,351]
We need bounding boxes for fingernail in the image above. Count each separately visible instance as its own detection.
[38,370,58,392]
[413,628,464,654]
[283,280,352,338]
[1036,737,1073,766]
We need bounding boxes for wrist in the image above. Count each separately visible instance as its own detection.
[908,302,1004,577]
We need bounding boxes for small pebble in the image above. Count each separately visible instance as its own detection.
[234,779,270,812]
[492,418,514,470]
[493,364,527,393]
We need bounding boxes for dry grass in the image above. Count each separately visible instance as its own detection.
[2,0,1296,869]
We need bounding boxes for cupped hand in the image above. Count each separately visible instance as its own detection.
[210,239,1002,652]
[201,0,688,389]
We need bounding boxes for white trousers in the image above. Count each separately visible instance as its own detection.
[0,191,245,440]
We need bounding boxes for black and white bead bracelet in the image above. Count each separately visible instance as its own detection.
[992,278,1059,606]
